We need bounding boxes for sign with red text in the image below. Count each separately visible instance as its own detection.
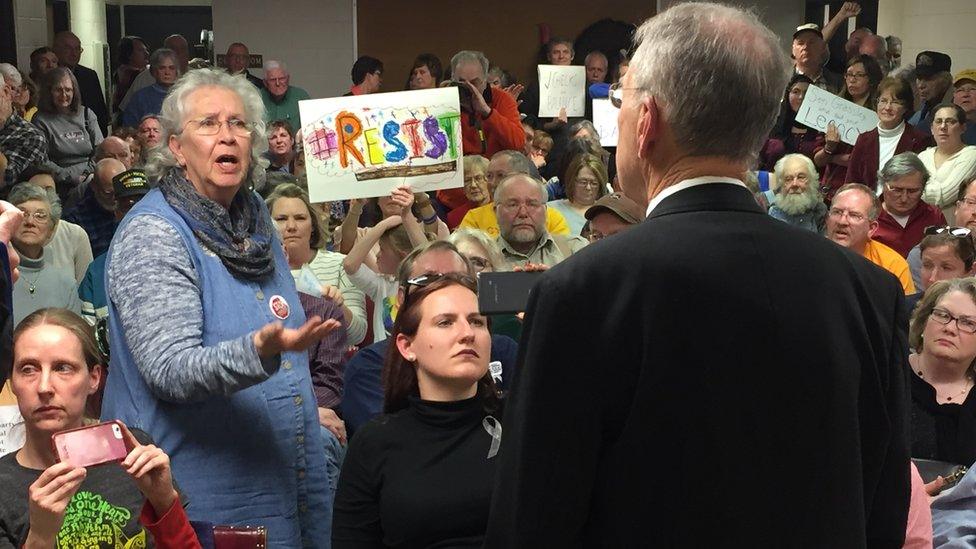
[538,65,586,118]
[299,87,463,203]
[796,84,879,146]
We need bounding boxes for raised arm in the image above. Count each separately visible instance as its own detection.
[343,215,403,276]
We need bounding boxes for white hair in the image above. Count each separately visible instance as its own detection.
[628,2,790,165]
[584,51,608,66]
[145,68,269,186]
[0,63,21,87]
[772,153,820,193]
[263,60,287,74]
[450,51,489,79]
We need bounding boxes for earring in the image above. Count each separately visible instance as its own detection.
[407,355,416,362]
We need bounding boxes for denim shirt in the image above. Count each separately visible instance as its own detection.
[101,189,332,547]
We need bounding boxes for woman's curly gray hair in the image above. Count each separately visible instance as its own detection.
[8,182,61,223]
[145,68,269,188]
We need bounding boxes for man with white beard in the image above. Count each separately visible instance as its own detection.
[768,153,827,233]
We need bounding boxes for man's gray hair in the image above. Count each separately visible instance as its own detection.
[451,51,489,79]
[832,183,880,221]
[0,64,21,88]
[878,152,930,188]
[772,153,820,193]
[493,173,547,204]
[628,2,790,165]
[150,48,179,73]
[264,60,287,74]
[492,150,536,177]
[8,182,61,223]
[584,51,608,65]
[145,68,269,186]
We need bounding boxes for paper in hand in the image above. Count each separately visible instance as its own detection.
[296,265,323,297]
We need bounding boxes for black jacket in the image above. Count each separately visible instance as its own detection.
[485,182,911,548]
[71,64,109,136]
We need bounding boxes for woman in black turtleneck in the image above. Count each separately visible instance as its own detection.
[332,273,502,548]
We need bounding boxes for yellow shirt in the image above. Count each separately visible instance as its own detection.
[862,239,916,295]
[458,203,570,238]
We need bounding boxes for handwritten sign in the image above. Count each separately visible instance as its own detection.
[796,84,879,146]
[591,99,618,147]
[538,65,585,118]
[0,383,24,457]
[299,87,464,203]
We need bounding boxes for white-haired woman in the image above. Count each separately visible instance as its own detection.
[8,182,81,324]
[100,68,339,546]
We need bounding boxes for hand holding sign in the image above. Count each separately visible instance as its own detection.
[795,85,879,146]
[538,65,586,118]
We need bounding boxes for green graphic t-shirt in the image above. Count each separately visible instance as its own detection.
[0,444,151,548]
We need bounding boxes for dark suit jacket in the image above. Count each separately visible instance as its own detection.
[72,64,109,136]
[485,182,911,548]
[0,242,12,387]
[846,125,934,190]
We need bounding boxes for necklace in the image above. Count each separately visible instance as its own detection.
[916,368,974,402]
[25,271,42,296]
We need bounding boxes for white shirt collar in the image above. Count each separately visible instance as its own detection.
[645,176,747,216]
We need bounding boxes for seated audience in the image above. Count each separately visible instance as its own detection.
[0,308,200,548]
[458,150,569,238]
[873,152,946,257]
[910,51,954,135]
[112,127,143,168]
[334,273,501,547]
[78,168,149,324]
[908,227,976,313]
[495,174,587,268]
[762,74,817,170]
[583,191,645,242]
[908,278,976,466]
[137,115,162,150]
[768,154,827,233]
[8,183,81,324]
[846,77,934,191]
[31,67,103,190]
[29,173,92,283]
[0,72,47,189]
[920,103,976,219]
[447,155,492,230]
[122,48,180,128]
[266,183,367,347]
[547,153,609,236]
[346,56,383,96]
[266,120,297,174]
[405,53,442,90]
[814,55,883,200]
[955,69,976,145]
[63,158,125,258]
[261,61,310,129]
[826,183,915,294]
[340,240,517,437]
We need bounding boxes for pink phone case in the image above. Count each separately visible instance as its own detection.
[52,421,129,468]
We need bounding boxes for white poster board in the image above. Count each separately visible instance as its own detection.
[538,65,586,118]
[591,99,619,147]
[299,87,464,203]
[0,383,24,457]
[795,85,879,146]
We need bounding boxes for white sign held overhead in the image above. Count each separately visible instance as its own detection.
[795,85,879,146]
[591,99,618,147]
[538,65,586,118]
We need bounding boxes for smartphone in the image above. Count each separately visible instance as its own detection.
[478,271,544,315]
[52,421,129,468]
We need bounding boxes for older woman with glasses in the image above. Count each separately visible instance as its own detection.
[99,68,339,546]
[908,277,976,467]
[8,182,81,324]
[873,152,946,257]
[546,153,608,236]
[847,77,934,191]
[920,103,976,220]
[447,155,492,230]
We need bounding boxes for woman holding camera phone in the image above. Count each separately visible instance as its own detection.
[0,308,199,548]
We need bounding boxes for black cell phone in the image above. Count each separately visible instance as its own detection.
[478,271,544,315]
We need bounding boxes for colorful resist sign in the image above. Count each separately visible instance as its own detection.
[538,65,586,118]
[796,84,879,146]
[299,87,463,203]
[591,99,619,147]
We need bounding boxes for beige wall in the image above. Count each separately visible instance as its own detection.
[878,0,976,73]
[12,0,50,71]
[70,0,109,90]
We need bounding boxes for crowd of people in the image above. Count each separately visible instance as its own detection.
[1,1,976,546]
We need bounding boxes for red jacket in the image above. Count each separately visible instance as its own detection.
[874,202,946,257]
[846,125,934,190]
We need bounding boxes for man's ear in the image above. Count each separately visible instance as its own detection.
[636,95,660,160]
[868,219,880,237]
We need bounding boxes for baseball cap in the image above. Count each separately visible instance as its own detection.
[112,169,150,199]
[955,69,976,86]
[584,192,645,225]
[916,51,952,78]
[793,23,823,40]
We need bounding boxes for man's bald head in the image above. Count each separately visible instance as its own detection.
[95,136,132,169]
[53,31,82,68]
[164,34,190,70]
[93,158,126,211]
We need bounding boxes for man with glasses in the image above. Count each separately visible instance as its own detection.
[224,42,264,90]
[583,191,643,242]
[0,73,47,189]
[340,240,518,437]
[827,182,915,293]
[768,153,828,233]
[487,4,911,545]
[954,69,976,145]
[493,173,586,268]
[261,60,309,128]
[872,152,945,257]
[910,51,954,136]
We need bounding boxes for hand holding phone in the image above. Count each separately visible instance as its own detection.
[25,462,87,546]
[52,421,129,468]
[118,423,179,516]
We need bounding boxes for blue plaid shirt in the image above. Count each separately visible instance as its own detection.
[0,113,48,188]
[63,185,117,257]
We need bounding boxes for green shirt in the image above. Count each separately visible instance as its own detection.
[261,85,311,129]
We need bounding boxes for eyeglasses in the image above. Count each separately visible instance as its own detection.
[929,307,976,334]
[401,272,478,303]
[183,117,253,137]
[924,225,972,238]
[266,77,287,84]
[845,72,868,79]
[885,183,922,196]
[499,199,544,212]
[958,197,976,209]
[608,82,639,109]
[22,210,50,223]
[828,207,867,223]
[467,256,490,272]
[956,86,976,95]
[575,178,601,188]
[877,98,906,108]
[782,173,809,184]
[934,117,960,127]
